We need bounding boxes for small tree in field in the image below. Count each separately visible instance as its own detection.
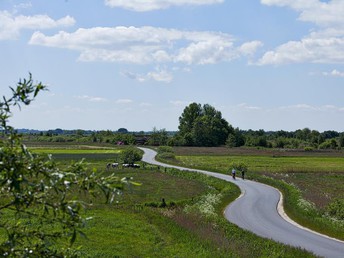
[120,146,143,164]
[0,74,132,257]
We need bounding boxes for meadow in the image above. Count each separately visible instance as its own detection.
[163,146,344,240]
[1,144,316,257]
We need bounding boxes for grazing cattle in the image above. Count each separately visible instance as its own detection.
[106,163,119,169]
[122,163,140,168]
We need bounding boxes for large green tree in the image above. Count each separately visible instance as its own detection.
[178,103,233,146]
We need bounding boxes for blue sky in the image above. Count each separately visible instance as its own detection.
[1,0,343,132]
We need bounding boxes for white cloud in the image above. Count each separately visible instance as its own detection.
[261,0,344,27]
[323,69,344,77]
[170,100,191,107]
[30,26,260,66]
[120,70,146,82]
[278,103,344,112]
[237,103,262,110]
[258,30,344,65]
[238,41,264,56]
[104,0,224,12]
[140,102,153,107]
[116,99,133,104]
[13,3,33,11]
[258,0,344,65]
[147,68,173,83]
[121,67,173,83]
[0,11,75,40]
[76,95,108,102]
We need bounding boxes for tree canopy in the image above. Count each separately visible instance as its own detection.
[178,103,233,147]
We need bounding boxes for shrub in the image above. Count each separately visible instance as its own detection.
[157,146,174,154]
[326,199,344,220]
[304,146,314,151]
[120,146,143,164]
[157,146,175,160]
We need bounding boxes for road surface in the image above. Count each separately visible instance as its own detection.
[139,147,344,258]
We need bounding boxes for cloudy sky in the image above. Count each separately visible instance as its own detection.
[1,0,344,132]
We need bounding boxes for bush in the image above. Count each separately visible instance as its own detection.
[120,146,143,164]
[157,146,175,160]
[326,199,344,220]
[157,146,174,154]
[159,152,176,160]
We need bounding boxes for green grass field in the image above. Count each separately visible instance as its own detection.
[164,147,344,240]
[0,144,316,257]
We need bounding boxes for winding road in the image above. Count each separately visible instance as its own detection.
[139,147,344,258]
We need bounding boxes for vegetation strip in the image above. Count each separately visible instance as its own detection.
[276,188,344,244]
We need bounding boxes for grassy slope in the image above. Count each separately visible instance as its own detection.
[1,144,317,257]
[168,147,344,240]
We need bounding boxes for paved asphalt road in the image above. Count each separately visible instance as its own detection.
[139,147,344,258]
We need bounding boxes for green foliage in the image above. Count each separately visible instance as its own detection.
[157,146,176,160]
[147,127,168,146]
[326,199,344,220]
[157,146,173,154]
[178,103,233,147]
[0,75,129,256]
[120,146,142,164]
[319,139,338,149]
[229,161,248,173]
[256,175,344,240]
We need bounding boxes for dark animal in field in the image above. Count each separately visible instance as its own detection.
[106,163,119,169]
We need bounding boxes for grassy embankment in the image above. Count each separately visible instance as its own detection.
[1,144,315,257]
[160,147,344,241]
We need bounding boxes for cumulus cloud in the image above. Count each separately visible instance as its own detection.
[258,0,344,65]
[261,0,344,27]
[104,0,224,12]
[0,11,75,40]
[238,41,264,56]
[29,26,261,65]
[121,67,173,83]
[323,69,344,77]
[147,68,173,83]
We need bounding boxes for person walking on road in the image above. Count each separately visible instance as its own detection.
[241,170,245,180]
[232,168,236,180]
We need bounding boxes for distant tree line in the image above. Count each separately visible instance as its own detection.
[169,103,344,150]
[20,128,173,146]
[18,102,344,150]
[225,128,344,150]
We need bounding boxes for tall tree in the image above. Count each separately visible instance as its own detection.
[178,103,232,147]
[178,102,202,136]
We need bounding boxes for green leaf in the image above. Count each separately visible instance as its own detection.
[130,181,142,186]
[70,229,77,246]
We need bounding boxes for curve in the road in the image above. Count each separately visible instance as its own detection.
[139,147,344,258]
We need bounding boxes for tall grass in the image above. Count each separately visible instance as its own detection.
[165,153,344,241]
